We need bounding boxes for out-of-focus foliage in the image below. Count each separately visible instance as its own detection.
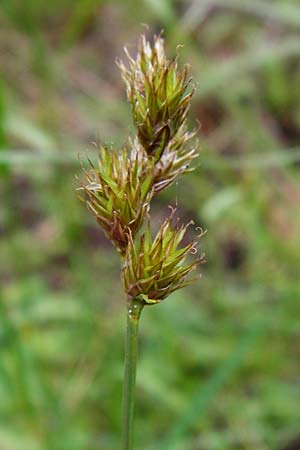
[0,1,300,450]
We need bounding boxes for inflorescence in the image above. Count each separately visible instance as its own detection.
[77,34,205,305]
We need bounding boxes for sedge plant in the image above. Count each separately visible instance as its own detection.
[76,34,205,450]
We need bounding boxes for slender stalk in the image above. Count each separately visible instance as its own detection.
[121,297,144,450]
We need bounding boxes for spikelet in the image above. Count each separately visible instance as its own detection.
[77,144,153,255]
[122,211,205,304]
[152,124,199,192]
[118,35,195,162]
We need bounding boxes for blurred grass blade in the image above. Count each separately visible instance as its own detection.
[201,187,242,223]
[0,149,77,166]
[0,77,8,174]
[216,0,300,27]
[142,0,176,26]
[6,111,56,154]
[203,147,300,169]
[0,298,37,414]
[62,0,104,48]
[0,80,6,148]
[182,0,300,31]
[153,325,263,450]
[196,38,300,97]
[2,147,300,170]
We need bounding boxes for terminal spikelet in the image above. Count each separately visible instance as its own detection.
[118,35,194,162]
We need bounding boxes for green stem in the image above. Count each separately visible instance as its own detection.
[121,297,144,450]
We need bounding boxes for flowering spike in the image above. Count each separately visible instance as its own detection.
[122,213,205,304]
[77,144,154,255]
[118,34,195,163]
[77,33,204,297]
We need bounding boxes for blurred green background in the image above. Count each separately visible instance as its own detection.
[1,1,300,449]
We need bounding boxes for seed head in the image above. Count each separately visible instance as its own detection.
[77,144,154,255]
[122,211,205,304]
[118,34,194,162]
[76,34,205,301]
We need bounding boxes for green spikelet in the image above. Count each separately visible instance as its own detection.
[118,35,195,163]
[77,144,154,255]
[122,211,205,304]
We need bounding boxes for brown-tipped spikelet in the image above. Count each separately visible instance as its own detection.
[122,211,205,304]
[153,124,199,192]
[78,144,154,255]
[118,35,194,162]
